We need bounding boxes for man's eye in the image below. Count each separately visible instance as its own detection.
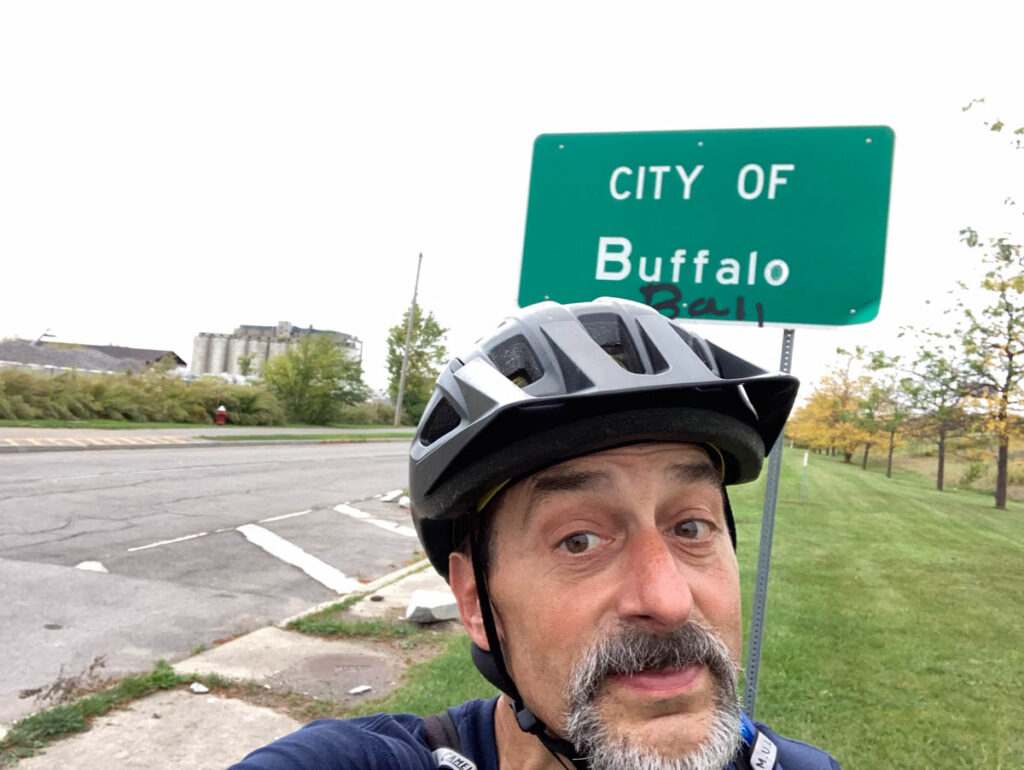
[673,520,711,540]
[561,532,601,554]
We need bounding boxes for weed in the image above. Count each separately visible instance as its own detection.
[336,593,366,612]
[196,672,234,690]
[287,615,422,640]
[20,656,107,707]
[0,661,190,765]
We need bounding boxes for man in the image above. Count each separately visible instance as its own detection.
[232,298,840,769]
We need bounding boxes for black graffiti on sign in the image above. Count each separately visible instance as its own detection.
[639,283,765,327]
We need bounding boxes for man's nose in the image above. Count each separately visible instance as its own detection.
[615,528,694,632]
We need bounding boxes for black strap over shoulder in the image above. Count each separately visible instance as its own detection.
[423,710,462,753]
[424,709,478,769]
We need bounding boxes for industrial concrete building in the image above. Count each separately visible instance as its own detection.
[190,321,362,377]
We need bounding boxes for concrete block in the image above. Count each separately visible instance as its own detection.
[404,589,459,623]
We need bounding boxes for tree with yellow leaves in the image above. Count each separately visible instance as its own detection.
[958,234,1024,509]
[788,348,873,463]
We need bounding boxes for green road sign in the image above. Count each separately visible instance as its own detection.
[520,126,894,326]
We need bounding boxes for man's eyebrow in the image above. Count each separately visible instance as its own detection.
[667,461,724,489]
[523,469,612,526]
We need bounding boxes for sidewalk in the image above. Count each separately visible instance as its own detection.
[0,425,412,454]
[6,561,458,769]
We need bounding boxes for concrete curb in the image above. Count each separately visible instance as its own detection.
[0,437,412,455]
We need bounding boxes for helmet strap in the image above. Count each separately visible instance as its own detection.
[723,488,737,549]
[468,516,588,767]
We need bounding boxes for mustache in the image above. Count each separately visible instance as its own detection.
[565,622,737,709]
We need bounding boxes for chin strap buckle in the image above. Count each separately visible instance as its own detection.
[512,700,545,734]
[510,701,587,768]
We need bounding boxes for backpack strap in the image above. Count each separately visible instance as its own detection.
[424,711,477,770]
[740,713,782,769]
[423,711,462,752]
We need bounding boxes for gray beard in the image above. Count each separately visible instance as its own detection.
[562,622,742,770]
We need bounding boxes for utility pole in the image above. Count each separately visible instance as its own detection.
[394,253,423,427]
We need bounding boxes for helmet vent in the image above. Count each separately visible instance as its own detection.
[419,397,461,446]
[487,335,543,388]
[670,324,719,375]
[577,313,644,373]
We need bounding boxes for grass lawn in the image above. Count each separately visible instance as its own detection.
[199,432,414,442]
[729,447,1023,767]
[340,447,1021,766]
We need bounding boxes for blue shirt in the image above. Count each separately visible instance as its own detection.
[230,696,840,769]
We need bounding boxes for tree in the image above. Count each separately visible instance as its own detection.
[854,381,886,471]
[959,99,1024,508]
[874,335,974,491]
[236,352,256,377]
[386,304,448,424]
[865,373,913,479]
[262,335,370,425]
[958,235,1024,509]
[788,348,872,462]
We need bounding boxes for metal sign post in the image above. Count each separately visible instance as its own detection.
[743,328,794,718]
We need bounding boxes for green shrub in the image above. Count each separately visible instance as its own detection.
[954,460,987,483]
[336,400,396,425]
[0,368,285,425]
[958,460,986,487]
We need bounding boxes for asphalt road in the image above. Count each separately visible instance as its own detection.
[0,441,415,724]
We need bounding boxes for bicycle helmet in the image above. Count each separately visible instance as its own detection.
[408,297,799,767]
[410,297,798,578]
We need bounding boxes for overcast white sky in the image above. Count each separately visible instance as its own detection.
[2,2,1021,395]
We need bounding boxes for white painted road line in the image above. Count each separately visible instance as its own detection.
[334,503,370,518]
[364,518,417,537]
[122,509,309,553]
[333,504,417,538]
[237,524,362,594]
[127,531,210,552]
[259,509,313,523]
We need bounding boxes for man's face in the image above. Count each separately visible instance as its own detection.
[483,442,743,762]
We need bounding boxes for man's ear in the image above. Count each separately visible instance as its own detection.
[449,551,490,651]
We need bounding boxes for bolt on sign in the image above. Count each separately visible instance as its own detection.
[520,126,895,326]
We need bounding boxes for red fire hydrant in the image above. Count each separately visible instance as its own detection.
[216,405,227,425]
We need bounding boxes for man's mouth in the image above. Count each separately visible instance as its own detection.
[604,662,704,696]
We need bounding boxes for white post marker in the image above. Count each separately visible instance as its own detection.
[799,450,809,504]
